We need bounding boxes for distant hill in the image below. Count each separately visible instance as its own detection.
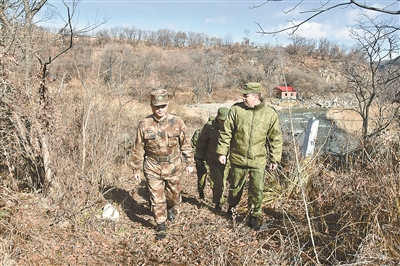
[378,55,400,70]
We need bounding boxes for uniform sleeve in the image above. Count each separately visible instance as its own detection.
[267,113,283,164]
[129,123,145,173]
[179,122,195,166]
[191,129,199,153]
[216,108,234,156]
[194,125,208,160]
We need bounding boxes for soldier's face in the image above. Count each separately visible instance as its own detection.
[242,93,259,108]
[151,104,168,119]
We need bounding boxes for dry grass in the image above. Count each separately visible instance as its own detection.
[2,152,399,265]
[1,87,399,265]
[326,105,399,138]
[326,108,363,135]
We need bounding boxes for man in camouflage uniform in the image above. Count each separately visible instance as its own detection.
[130,88,194,240]
[216,83,283,230]
[190,116,215,199]
[195,107,230,212]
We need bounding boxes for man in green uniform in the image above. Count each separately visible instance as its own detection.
[191,129,207,199]
[191,120,212,199]
[216,83,283,230]
[195,107,230,212]
[130,88,194,240]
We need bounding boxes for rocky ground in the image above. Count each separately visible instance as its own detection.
[268,93,358,110]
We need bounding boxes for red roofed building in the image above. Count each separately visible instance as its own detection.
[273,86,297,99]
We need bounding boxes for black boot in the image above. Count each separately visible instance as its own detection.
[156,222,166,240]
[167,207,175,222]
[214,203,222,213]
[199,190,205,199]
[248,216,262,231]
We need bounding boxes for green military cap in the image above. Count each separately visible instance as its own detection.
[217,107,229,120]
[150,88,168,106]
[242,82,261,94]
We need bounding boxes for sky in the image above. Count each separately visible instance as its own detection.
[44,1,398,48]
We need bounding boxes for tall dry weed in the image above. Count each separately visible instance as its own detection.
[254,129,400,264]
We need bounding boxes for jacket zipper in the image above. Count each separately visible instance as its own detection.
[247,109,255,165]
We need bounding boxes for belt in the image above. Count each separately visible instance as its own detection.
[146,151,179,162]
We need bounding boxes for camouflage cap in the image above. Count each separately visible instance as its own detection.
[217,107,229,121]
[150,88,168,106]
[242,82,261,95]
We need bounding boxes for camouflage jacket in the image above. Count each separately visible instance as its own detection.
[130,113,194,173]
[195,118,224,162]
[216,98,283,167]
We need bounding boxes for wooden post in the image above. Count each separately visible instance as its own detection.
[302,117,319,158]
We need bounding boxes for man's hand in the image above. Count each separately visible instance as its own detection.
[186,166,194,175]
[218,155,226,165]
[133,173,141,181]
[269,163,278,171]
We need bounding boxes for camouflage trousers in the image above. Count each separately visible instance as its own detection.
[144,156,184,224]
[196,161,213,193]
[206,159,229,205]
[228,164,265,218]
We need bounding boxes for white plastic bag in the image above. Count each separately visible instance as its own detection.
[102,203,120,222]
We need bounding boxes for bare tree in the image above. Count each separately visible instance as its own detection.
[317,37,332,59]
[289,35,316,55]
[341,14,400,142]
[230,64,265,89]
[256,46,278,85]
[254,0,400,36]
[121,26,140,46]
[0,0,104,191]
[188,49,226,97]
[187,32,206,48]
[203,49,226,95]
[223,34,234,46]
[173,31,188,47]
[156,50,190,96]
[95,28,111,46]
[130,48,160,101]
[188,66,207,104]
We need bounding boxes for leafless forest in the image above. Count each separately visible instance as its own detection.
[1,2,400,265]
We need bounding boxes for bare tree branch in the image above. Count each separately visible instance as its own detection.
[255,0,400,36]
[342,13,400,142]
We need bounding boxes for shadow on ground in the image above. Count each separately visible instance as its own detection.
[181,191,202,208]
[102,181,153,229]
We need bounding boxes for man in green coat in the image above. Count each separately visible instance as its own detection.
[195,107,230,212]
[191,129,208,199]
[216,82,283,230]
[191,116,215,199]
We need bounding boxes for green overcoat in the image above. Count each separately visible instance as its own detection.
[195,119,223,162]
[216,99,283,168]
